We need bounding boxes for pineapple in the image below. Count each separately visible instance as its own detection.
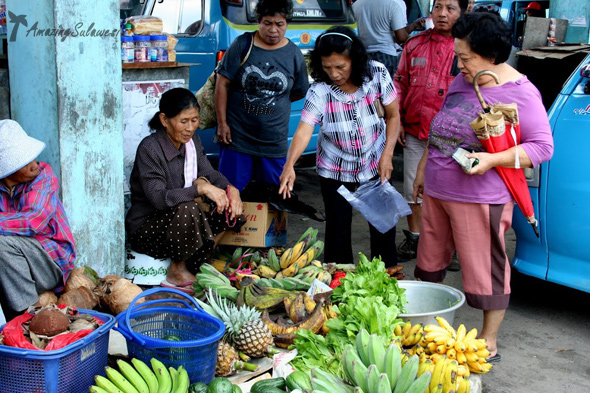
[215,340,259,377]
[207,289,274,358]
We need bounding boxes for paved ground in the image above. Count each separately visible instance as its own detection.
[286,165,590,393]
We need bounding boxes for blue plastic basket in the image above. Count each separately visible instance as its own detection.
[0,309,115,393]
[114,287,225,385]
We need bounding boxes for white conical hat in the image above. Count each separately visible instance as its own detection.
[0,120,45,178]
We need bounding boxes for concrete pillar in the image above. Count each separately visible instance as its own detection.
[7,0,125,277]
[550,0,590,44]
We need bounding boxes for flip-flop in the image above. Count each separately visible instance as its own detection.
[160,280,196,295]
[486,353,501,363]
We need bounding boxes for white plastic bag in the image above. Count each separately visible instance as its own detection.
[337,179,411,233]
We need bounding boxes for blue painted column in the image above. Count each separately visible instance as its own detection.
[550,0,590,44]
[7,0,125,276]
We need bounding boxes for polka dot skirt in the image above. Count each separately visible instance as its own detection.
[129,201,246,273]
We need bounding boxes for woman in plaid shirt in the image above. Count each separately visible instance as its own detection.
[279,26,402,266]
[0,120,76,320]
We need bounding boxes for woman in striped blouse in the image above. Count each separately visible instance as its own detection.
[279,26,402,266]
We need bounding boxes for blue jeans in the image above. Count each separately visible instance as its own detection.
[218,147,286,191]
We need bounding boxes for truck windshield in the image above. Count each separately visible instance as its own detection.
[247,0,346,22]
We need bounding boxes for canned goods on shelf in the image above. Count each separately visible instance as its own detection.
[133,35,151,63]
[150,34,169,62]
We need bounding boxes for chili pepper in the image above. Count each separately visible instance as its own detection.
[329,277,342,289]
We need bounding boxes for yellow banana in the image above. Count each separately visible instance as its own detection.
[429,354,447,393]
[288,241,306,267]
[424,324,451,335]
[417,358,433,377]
[435,317,456,337]
[282,262,300,277]
[436,344,447,355]
[467,360,487,374]
[465,328,478,341]
[256,265,277,278]
[409,323,423,336]
[311,260,323,268]
[445,337,456,350]
[447,348,457,360]
[425,331,450,343]
[442,358,458,393]
[475,348,490,359]
[454,340,467,353]
[279,247,294,269]
[394,323,403,337]
[117,359,149,393]
[402,321,412,339]
[457,364,470,377]
[456,376,471,393]
[464,352,478,364]
[456,324,466,342]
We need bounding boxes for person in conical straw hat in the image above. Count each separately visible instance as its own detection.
[0,120,76,321]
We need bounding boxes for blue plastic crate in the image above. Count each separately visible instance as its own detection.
[114,288,224,385]
[0,309,115,393]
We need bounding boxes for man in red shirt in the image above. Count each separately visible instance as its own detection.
[394,0,467,264]
[0,120,76,320]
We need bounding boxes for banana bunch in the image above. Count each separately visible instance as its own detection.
[421,317,492,375]
[395,321,424,348]
[194,263,239,303]
[89,358,189,393]
[415,354,469,393]
[309,367,355,393]
[261,227,324,279]
[256,276,311,290]
[293,263,333,285]
[340,329,431,393]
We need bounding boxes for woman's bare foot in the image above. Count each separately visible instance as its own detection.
[166,261,197,286]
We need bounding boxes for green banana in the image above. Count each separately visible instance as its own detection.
[393,354,419,393]
[131,358,159,393]
[268,248,281,271]
[365,365,380,393]
[341,347,356,384]
[150,358,172,393]
[367,334,386,373]
[311,377,343,393]
[351,358,369,393]
[356,329,371,367]
[310,240,325,260]
[172,366,189,393]
[89,386,110,393]
[312,368,354,393]
[376,373,391,393]
[105,366,140,393]
[168,367,177,393]
[405,371,432,393]
[353,388,365,393]
[297,227,315,245]
[384,344,402,391]
[117,359,150,393]
[95,375,124,393]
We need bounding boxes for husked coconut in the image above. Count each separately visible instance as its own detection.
[29,308,70,336]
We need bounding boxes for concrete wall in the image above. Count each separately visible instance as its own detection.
[550,0,589,44]
[7,0,125,277]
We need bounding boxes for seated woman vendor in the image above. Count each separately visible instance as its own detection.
[125,88,246,291]
[0,120,76,320]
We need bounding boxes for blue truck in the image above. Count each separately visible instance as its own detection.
[511,54,590,293]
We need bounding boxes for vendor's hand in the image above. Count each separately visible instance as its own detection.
[378,153,393,184]
[201,183,229,213]
[216,123,232,145]
[412,17,426,30]
[397,124,406,147]
[279,166,296,199]
[466,152,493,175]
[413,162,426,203]
[227,186,243,219]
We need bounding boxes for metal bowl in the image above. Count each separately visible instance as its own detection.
[398,280,466,326]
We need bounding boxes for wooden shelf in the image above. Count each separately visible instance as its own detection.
[122,61,179,69]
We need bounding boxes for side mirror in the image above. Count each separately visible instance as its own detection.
[581,64,590,78]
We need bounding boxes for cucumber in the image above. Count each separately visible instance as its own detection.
[189,382,208,393]
[206,377,234,393]
[250,377,287,393]
[286,370,312,391]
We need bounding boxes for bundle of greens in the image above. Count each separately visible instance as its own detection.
[290,254,407,378]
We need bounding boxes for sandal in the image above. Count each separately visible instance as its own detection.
[486,353,501,363]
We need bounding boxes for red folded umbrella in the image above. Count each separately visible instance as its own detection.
[469,70,539,237]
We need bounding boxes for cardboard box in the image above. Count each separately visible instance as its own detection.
[219,202,288,247]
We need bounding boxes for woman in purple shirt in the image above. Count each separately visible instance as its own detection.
[413,13,553,362]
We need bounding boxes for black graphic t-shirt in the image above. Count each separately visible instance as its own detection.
[218,34,309,157]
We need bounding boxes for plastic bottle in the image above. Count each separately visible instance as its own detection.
[121,35,134,63]
[133,35,151,63]
[150,35,169,62]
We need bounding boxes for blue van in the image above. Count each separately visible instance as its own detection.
[511,54,590,293]
[121,0,357,159]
